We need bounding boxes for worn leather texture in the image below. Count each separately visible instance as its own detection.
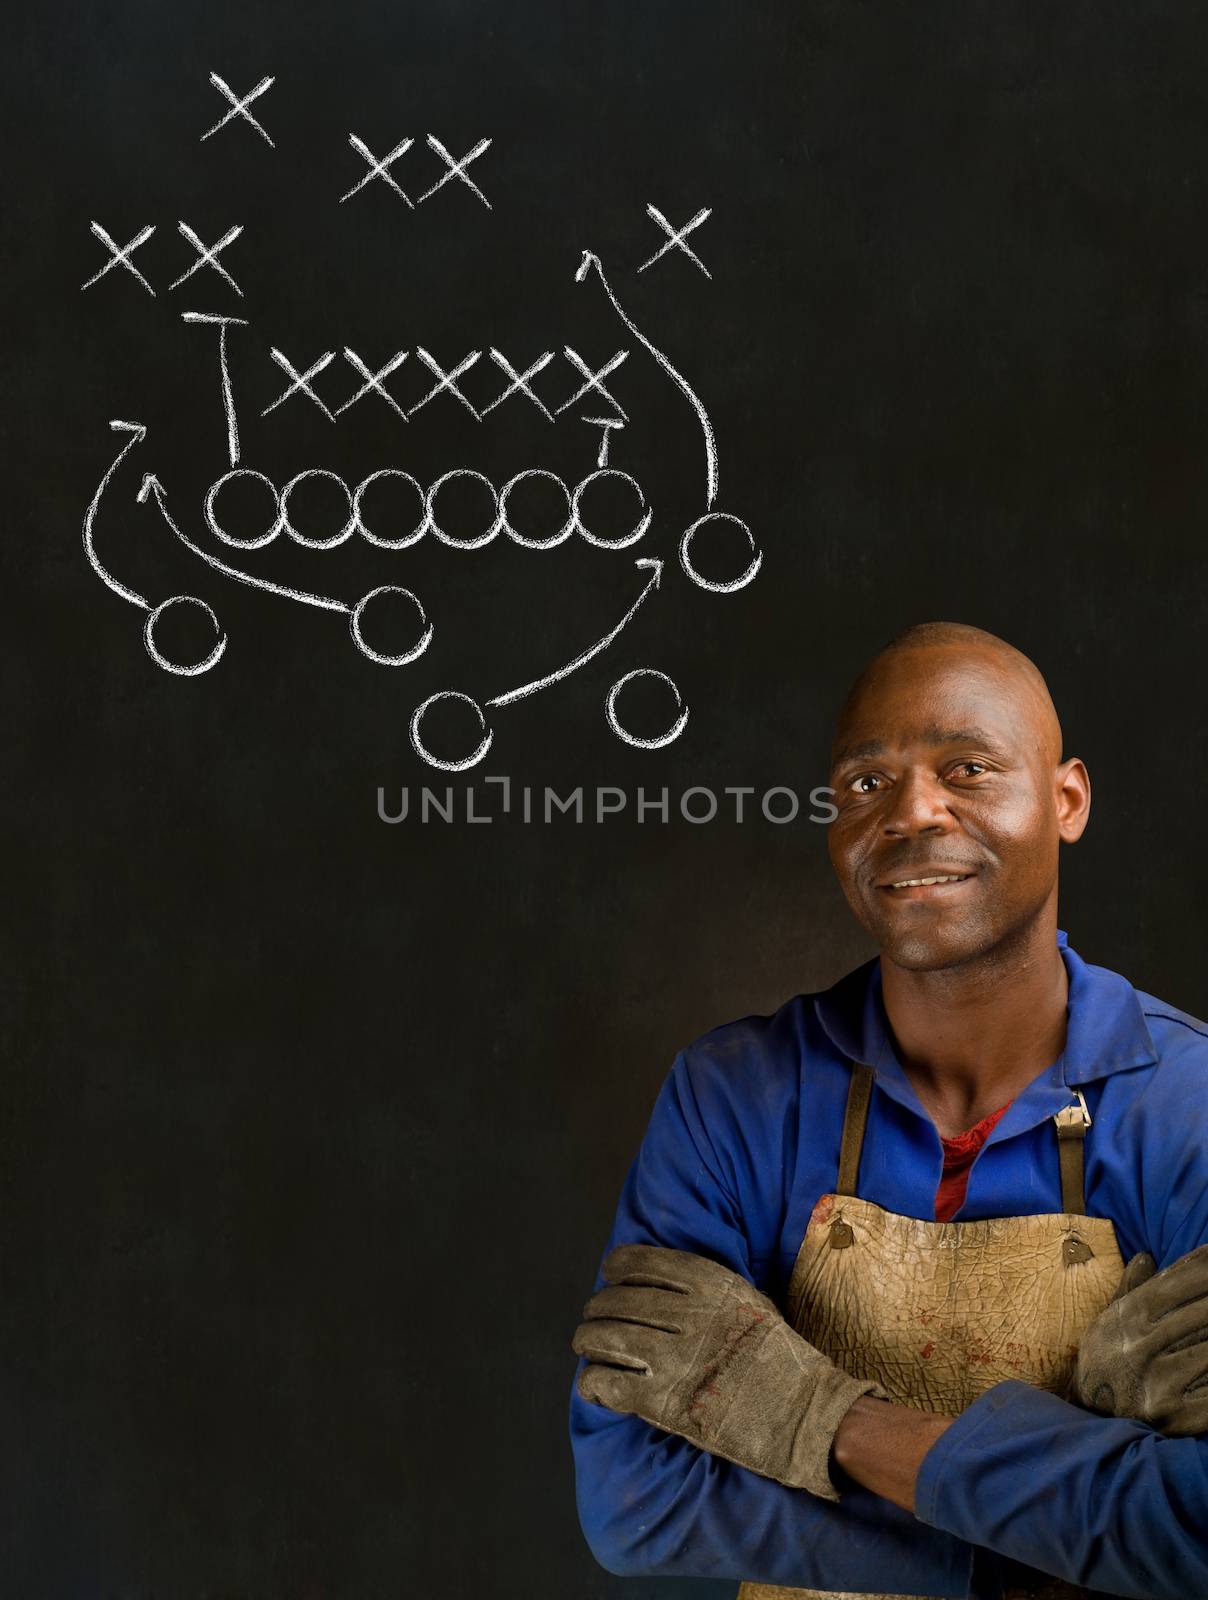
[573,1243,885,1501]
[1075,1241,1208,1434]
[739,1195,1123,1600]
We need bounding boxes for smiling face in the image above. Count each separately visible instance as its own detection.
[826,635,1090,973]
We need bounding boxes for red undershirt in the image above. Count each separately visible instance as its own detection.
[933,1101,1012,1222]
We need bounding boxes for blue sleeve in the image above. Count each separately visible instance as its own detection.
[568,1047,976,1594]
[916,1032,1208,1600]
[916,1383,1208,1600]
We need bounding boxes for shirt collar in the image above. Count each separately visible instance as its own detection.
[814,930,1158,1131]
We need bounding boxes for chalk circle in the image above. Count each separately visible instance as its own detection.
[573,469,652,549]
[142,595,227,677]
[605,668,689,749]
[205,468,281,549]
[279,469,358,549]
[426,470,502,550]
[499,469,576,549]
[349,586,433,666]
[409,689,494,772]
[679,512,762,593]
[354,469,429,549]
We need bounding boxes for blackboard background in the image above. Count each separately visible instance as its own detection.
[8,2,1208,1595]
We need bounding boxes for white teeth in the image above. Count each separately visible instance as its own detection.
[889,875,967,888]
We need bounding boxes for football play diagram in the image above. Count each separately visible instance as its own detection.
[81,72,762,772]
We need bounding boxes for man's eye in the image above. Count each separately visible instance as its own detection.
[849,773,884,794]
[949,761,987,779]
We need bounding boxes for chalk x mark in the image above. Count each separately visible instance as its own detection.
[340,135,414,206]
[202,73,275,147]
[418,136,492,209]
[556,348,629,422]
[261,347,337,421]
[81,222,156,296]
[576,250,718,508]
[409,348,482,420]
[336,348,410,419]
[638,204,712,279]
[480,349,555,421]
[486,557,662,708]
[170,223,244,295]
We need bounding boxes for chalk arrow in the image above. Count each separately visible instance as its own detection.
[575,251,718,509]
[138,473,349,614]
[83,421,151,608]
[486,557,663,708]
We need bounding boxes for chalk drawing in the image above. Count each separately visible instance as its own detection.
[555,348,629,422]
[498,470,575,550]
[605,668,689,748]
[410,691,494,771]
[170,223,244,295]
[637,204,712,278]
[81,222,156,296]
[575,250,717,509]
[408,348,482,421]
[353,470,427,550]
[82,422,227,675]
[581,417,624,469]
[335,349,410,420]
[79,90,763,768]
[143,596,228,677]
[340,135,415,206]
[183,313,248,468]
[417,136,492,209]
[261,348,338,421]
[572,470,651,550]
[191,466,650,553]
[487,559,662,708]
[140,471,432,666]
[679,512,762,593]
[480,349,555,421]
[349,586,433,666]
[201,73,275,147]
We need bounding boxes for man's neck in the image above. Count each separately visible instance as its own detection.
[878,910,1069,1138]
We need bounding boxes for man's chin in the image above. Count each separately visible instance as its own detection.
[870,912,993,974]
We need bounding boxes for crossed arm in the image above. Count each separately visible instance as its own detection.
[568,1057,1208,1597]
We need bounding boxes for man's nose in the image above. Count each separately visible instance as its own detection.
[881,770,955,838]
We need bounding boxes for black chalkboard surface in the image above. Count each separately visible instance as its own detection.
[8,2,1208,1595]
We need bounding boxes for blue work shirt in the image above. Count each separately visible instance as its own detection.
[568,932,1208,1599]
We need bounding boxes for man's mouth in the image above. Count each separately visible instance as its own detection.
[887,873,970,889]
[873,866,979,898]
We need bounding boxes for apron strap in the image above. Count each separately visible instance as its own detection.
[836,1065,1092,1214]
[836,1062,875,1196]
[1053,1092,1092,1216]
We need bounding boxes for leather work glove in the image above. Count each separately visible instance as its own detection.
[572,1243,887,1501]
[1074,1243,1208,1435]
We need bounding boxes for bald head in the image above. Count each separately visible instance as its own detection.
[826,620,1089,973]
[833,622,1063,771]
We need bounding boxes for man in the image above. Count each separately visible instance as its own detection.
[569,622,1208,1600]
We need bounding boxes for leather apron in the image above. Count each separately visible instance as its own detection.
[738,1065,1124,1600]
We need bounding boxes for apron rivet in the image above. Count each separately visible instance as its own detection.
[828,1219,854,1249]
[1063,1234,1094,1265]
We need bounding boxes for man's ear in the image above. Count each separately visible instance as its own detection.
[1055,757,1091,843]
